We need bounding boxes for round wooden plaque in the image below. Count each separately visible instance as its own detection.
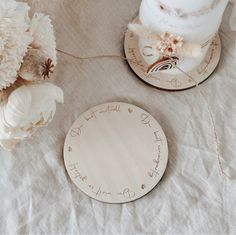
[64,102,168,204]
[124,18,222,91]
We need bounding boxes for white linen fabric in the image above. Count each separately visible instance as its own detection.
[230,0,236,27]
[230,0,236,57]
[0,0,236,234]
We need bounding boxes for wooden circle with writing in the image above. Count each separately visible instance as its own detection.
[124,17,221,91]
[64,102,168,203]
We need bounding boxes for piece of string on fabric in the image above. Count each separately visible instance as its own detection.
[56,48,229,179]
[167,57,230,179]
[56,49,128,61]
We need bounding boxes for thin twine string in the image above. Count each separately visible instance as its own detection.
[56,49,128,61]
[168,57,230,179]
[56,48,229,179]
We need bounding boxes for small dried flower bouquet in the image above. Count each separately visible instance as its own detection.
[0,0,64,150]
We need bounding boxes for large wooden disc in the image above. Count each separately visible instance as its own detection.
[64,102,168,203]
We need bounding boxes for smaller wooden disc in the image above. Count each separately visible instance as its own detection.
[64,102,168,204]
[124,17,222,91]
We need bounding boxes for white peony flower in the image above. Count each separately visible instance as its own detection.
[0,0,33,90]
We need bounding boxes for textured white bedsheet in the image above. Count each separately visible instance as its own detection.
[0,0,236,234]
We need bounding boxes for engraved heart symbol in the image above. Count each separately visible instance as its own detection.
[123,188,135,199]
[141,184,146,190]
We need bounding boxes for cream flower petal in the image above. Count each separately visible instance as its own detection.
[30,13,57,65]
[0,0,33,90]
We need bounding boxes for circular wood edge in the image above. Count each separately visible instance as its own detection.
[63,102,169,204]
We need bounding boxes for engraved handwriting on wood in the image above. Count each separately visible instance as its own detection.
[68,162,88,182]
[141,113,152,128]
[167,78,182,88]
[84,111,97,122]
[154,131,163,145]
[98,104,121,114]
[70,125,83,137]
[84,104,121,122]
[128,45,146,72]
[197,40,216,75]
[92,187,112,197]
[148,145,162,178]
[146,73,161,81]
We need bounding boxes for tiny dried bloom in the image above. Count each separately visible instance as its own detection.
[156,32,184,56]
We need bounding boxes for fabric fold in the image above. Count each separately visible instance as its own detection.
[230,0,236,57]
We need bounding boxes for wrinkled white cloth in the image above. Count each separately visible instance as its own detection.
[230,0,236,57]
[0,0,236,234]
[230,0,236,28]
